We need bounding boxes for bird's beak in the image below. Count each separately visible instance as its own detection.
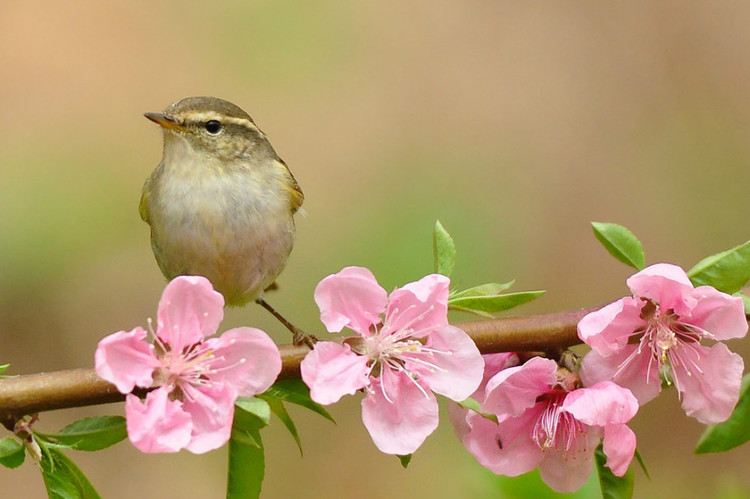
[144,112,187,132]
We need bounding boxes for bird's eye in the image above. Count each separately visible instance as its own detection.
[205,120,222,134]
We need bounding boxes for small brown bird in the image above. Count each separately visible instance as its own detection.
[140,96,307,343]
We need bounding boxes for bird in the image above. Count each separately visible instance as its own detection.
[140,96,309,344]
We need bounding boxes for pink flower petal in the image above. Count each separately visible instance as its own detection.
[417,325,483,401]
[580,346,662,405]
[602,424,636,477]
[461,406,544,476]
[537,427,600,493]
[205,327,282,397]
[483,357,558,417]
[482,353,521,385]
[181,383,236,454]
[563,381,638,426]
[384,274,449,337]
[125,389,192,453]
[361,369,439,455]
[398,273,451,303]
[95,327,159,393]
[314,267,388,335]
[577,297,644,356]
[300,341,370,405]
[157,276,225,350]
[466,353,521,403]
[675,342,745,424]
[626,263,694,313]
[687,286,748,340]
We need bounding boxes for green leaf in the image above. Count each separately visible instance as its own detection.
[40,447,102,499]
[433,220,456,278]
[595,445,634,499]
[486,467,599,498]
[0,437,25,469]
[0,363,9,375]
[262,379,335,424]
[234,397,271,431]
[591,222,645,270]
[227,400,269,499]
[456,396,483,413]
[696,373,750,453]
[456,397,498,423]
[38,416,127,452]
[449,281,515,299]
[687,239,750,294]
[263,397,303,456]
[449,290,545,317]
[397,454,412,469]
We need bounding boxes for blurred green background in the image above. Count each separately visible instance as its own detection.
[2,1,750,498]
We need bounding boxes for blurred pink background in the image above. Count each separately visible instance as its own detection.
[2,2,750,497]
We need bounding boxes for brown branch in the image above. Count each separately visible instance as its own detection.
[0,307,595,429]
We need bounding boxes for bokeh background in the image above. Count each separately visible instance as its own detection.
[2,2,750,498]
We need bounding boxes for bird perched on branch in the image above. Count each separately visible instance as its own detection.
[140,96,309,344]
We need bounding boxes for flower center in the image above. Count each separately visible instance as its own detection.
[155,343,216,397]
[351,304,450,403]
[532,391,582,452]
[618,299,707,391]
[146,321,219,400]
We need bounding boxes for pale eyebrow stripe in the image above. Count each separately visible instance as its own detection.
[182,111,259,132]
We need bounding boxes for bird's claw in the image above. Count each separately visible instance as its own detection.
[292,329,318,349]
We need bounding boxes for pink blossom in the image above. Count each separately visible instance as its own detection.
[578,263,748,424]
[300,267,484,455]
[453,356,638,493]
[95,276,281,454]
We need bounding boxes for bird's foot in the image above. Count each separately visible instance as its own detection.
[257,298,318,348]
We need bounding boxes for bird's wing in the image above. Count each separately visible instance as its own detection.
[139,184,151,223]
[278,159,304,214]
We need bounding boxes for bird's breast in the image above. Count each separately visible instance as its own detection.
[146,156,296,305]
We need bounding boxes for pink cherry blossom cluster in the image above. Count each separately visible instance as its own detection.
[452,263,747,492]
[94,262,747,494]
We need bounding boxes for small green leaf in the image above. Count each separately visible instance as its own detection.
[696,373,750,453]
[433,220,456,278]
[687,239,750,294]
[595,444,634,499]
[397,454,412,469]
[234,397,271,431]
[40,447,102,499]
[262,397,303,456]
[456,397,498,423]
[0,363,9,375]
[39,416,127,451]
[591,222,645,270]
[227,402,268,499]
[262,379,335,424]
[450,281,515,299]
[0,437,25,468]
[449,290,545,316]
[456,397,483,413]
